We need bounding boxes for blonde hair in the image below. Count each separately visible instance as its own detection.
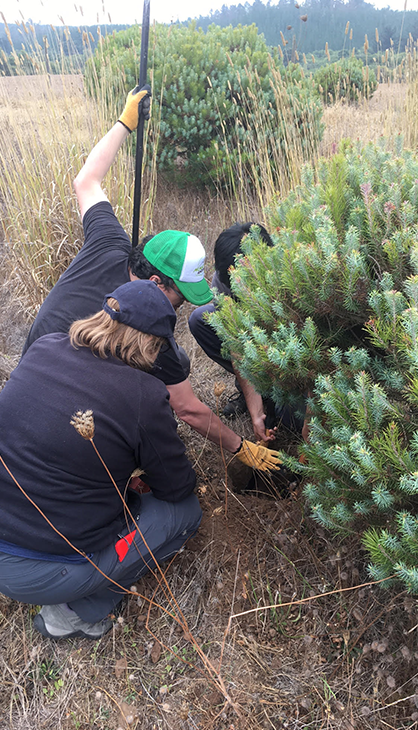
[69,297,164,371]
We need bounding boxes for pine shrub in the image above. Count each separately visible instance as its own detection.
[209,138,418,592]
[85,22,323,188]
[314,57,377,104]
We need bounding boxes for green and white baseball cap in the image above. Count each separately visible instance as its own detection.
[143,231,213,306]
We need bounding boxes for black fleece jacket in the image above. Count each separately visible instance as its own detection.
[0,334,195,555]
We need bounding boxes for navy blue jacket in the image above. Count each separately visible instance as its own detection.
[0,334,195,555]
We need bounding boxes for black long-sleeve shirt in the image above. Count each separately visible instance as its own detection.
[0,334,196,555]
[21,202,187,386]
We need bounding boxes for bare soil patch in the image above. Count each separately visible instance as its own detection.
[0,77,417,730]
[1,260,417,730]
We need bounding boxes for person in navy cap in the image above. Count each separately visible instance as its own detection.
[0,280,201,640]
[20,87,282,469]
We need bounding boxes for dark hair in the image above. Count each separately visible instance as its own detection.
[128,234,176,289]
[214,222,273,289]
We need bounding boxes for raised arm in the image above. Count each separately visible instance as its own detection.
[73,124,129,218]
[73,86,151,219]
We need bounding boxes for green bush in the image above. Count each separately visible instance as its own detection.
[209,138,418,592]
[314,57,377,104]
[85,22,323,188]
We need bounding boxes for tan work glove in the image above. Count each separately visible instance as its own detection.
[235,439,283,472]
[118,84,151,132]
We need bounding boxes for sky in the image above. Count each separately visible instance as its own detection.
[0,0,412,27]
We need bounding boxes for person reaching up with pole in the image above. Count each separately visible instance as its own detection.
[21,86,282,473]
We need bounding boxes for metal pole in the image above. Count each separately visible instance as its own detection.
[132,0,151,247]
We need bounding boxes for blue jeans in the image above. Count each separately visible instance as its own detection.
[0,492,201,623]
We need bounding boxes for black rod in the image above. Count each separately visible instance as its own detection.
[132,0,151,247]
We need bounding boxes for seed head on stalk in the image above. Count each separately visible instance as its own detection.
[70,409,95,440]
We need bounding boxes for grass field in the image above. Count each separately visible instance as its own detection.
[320,81,408,154]
[1,67,418,730]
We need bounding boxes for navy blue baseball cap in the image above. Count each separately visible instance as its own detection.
[103,280,178,353]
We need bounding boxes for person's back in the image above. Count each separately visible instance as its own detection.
[22,88,281,475]
[1,331,195,554]
[0,279,202,641]
[22,202,131,355]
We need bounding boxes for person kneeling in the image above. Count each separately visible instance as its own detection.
[0,280,201,640]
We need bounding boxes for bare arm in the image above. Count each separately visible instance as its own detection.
[73,86,150,219]
[167,379,242,453]
[233,366,275,442]
[73,123,129,219]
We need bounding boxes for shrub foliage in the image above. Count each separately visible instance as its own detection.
[314,57,377,104]
[210,138,418,592]
[85,22,323,187]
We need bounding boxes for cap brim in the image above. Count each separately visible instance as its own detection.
[175,279,213,306]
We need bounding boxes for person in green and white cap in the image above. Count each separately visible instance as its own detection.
[21,86,281,474]
[143,230,212,306]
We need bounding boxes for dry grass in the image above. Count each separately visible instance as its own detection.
[215,58,323,220]
[320,82,408,157]
[1,29,418,730]
[0,72,245,322]
[1,477,418,730]
[0,69,159,316]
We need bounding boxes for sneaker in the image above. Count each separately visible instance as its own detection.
[33,603,113,640]
[222,391,248,418]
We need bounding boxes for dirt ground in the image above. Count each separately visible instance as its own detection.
[1,260,418,730]
[0,76,417,730]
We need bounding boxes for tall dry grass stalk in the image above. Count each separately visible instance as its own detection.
[219,34,418,222]
[0,20,158,315]
[405,36,418,149]
[320,35,418,157]
[214,57,323,220]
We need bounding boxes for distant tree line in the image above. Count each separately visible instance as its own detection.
[0,0,417,76]
[0,21,129,74]
[190,0,418,55]
[0,21,130,54]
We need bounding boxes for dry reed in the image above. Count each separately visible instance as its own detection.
[1,13,418,729]
[0,23,158,316]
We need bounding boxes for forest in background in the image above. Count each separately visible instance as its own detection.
[0,0,417,74]
[192,0,418,53]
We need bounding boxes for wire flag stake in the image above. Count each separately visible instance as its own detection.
[132,0,151,248]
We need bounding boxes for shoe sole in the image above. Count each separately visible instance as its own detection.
[33,613,109,641]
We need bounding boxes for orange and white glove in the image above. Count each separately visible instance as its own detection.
[118,84,151,132]
[235,439,283,472]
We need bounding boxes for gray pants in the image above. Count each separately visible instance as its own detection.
[0,492,201,623]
